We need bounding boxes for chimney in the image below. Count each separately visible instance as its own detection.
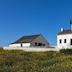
[70,20,72,30]
[71,25,72,31]
[61,28,64,32]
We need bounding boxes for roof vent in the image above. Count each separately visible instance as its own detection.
[61,28,64,32]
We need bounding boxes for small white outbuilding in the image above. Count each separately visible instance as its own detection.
[57,28,72,49]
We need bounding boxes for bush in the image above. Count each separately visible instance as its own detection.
[60,49,72,54]
[0,47,3,50]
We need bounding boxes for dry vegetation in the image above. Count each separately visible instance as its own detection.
[0,48,72,72]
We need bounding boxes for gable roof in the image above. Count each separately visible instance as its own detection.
[58,30,72,35]
[11,34,41,44]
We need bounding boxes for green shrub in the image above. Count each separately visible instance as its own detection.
[0,47,3,51]
[60,49,72,54]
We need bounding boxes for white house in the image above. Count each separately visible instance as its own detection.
[57,28,72,49]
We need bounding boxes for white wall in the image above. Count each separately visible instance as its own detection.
[9,43,31,47]
[3,47,59,52]
[57,34,72,49]
[9,44,21,47]
[22,43,30,47]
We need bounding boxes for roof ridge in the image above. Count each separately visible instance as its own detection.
[11,34,41,44]
[21,34,41,37]
[58,29,72,35]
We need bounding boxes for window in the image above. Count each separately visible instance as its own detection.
[38,43,42,46]
[43,44,45,46]
[59,39,62,43]
[35,42,37,46]
[70,39,72,45]
[35,42,45,47]
[64,39,66,43]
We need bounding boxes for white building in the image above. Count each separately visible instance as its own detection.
[57,28,72,49]
[9,34,49,48]
[4,34,56,51]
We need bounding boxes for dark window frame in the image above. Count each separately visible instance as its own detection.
[59,39,62,43]
[70,39,72,45]
[35,42,38,46]
[64,39,66,43]
[38,43,42,46]
[35,42,45,47]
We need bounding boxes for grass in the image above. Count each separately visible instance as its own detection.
[0,48,72,72]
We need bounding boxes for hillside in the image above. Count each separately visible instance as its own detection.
[0,48,72,72]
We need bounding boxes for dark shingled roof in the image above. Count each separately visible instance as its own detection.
[12,34,41,44]
[58,30,72,35]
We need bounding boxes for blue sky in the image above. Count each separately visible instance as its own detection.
[0,0,72,46]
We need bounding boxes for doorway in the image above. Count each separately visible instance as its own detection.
[21,43,22,47]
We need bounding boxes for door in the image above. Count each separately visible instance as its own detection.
[21,43,22,47]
